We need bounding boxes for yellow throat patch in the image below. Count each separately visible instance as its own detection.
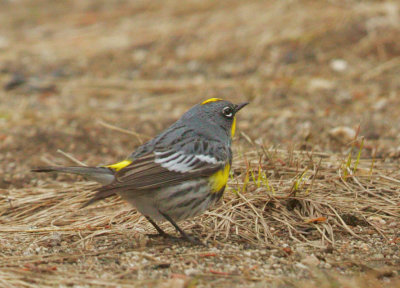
[105,160,132,171]
[201,98,222,105]
[209,164,230,193]
[231,116,236,138]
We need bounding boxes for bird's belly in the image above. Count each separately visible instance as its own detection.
[118,180,224,222]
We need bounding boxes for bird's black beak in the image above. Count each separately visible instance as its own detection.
[235,102,249,113]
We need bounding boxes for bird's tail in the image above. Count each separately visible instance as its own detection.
[32,166,115,185]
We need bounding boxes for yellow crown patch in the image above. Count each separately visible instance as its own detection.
[201,98,223,105]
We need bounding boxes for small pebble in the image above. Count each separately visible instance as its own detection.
[330,59,348,72]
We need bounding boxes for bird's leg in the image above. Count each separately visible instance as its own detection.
[144,216,172,238]
[159,211,203,245]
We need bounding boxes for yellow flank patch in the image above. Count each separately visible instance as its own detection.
[209,164,230,193]
[105,160,132,171]
[231,116,236,138]
[201,98,223,105]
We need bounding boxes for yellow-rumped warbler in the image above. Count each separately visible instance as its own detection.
[33,98,248,244]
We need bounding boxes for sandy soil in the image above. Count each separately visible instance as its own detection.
[1,1,399,287]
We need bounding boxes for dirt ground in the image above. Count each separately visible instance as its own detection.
[1,0,399,287]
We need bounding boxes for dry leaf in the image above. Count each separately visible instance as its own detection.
[305,217,327,223]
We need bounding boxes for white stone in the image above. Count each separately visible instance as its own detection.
[330,59,348,72]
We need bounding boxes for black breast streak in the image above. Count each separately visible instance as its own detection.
[211,185,226,203]
[169,180,203,199]
[176,192,205,209]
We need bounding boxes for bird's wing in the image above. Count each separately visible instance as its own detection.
[82,141,228,207]
[117,150,225,189]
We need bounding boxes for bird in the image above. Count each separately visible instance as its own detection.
[33,98,248,244]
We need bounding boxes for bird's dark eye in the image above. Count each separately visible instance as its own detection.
[222,106,234,119]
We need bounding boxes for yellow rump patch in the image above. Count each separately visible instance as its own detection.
[201,98,223,105]
[105,160,132,171]
[209,164,230,193]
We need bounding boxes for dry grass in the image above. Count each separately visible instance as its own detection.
[1,0,400,287]
[1,145,399,287]
[5,145,398,245]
